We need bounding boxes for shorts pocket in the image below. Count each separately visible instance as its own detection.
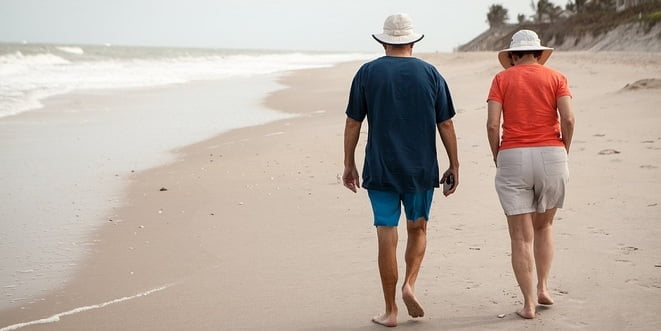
[542,150,568,176]
[497,149,522,177]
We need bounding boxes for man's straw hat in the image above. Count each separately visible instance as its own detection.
[372,13,424,45]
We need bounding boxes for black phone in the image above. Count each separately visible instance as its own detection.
[443,174,455,192]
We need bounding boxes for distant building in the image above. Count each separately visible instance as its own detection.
[615,0,655,12]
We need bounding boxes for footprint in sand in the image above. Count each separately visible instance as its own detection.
[620,246,639,255]
[622,78,661,91]
[598,149,621,155]
[625,278,661,290]
[588,227,610,236]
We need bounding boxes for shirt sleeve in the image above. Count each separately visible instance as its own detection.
[435,74,456,123]
[345,66,367,122]
[487,74,503,103]
[556,73,572,98]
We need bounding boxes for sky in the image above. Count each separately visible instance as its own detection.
[0,0,570,52]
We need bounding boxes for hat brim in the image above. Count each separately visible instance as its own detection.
[498,46,553,69]
[372,33,424,45]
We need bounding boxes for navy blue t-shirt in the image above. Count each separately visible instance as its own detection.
[345,56,455,193]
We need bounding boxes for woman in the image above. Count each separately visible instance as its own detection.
[486,30,575,319]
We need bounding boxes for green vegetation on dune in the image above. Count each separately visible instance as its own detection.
[557,1,661,36]
[470,0,661,50]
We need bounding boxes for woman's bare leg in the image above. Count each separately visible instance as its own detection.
[533,208,556,305]
[507,213,536,319]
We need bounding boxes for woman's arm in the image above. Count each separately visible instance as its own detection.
[557,95,575,153]
[486,100,502,165]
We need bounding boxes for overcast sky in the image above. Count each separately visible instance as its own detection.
[0,0,569,52]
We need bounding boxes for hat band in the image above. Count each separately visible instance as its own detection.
[384,28,413,37]
[511,40,542,48]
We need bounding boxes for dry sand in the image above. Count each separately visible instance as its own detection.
[1,52,660,330]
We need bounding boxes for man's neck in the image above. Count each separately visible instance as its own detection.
[384,45,413,57]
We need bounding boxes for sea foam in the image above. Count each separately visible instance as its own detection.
[55,46,84,55]
[0,44,375,118]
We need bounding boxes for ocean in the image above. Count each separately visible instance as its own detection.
[0,43,372,118]
[0,43,374,310]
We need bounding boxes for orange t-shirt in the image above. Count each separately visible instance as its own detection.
[487,64,571,150]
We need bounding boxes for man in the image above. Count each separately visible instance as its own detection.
[342,13,459,327]
[486,30,575,319]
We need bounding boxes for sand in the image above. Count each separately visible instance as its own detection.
[1,52,660,330]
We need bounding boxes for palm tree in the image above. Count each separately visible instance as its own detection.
[585,0,616,12]
[565,0,588,13]
[487,4,509,28]
[532,0,563,22]
[547,2,563,22]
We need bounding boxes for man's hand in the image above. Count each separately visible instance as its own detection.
[440,168,458,197]
[342,166,361,193]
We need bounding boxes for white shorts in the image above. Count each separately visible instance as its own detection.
[495,146,569,216]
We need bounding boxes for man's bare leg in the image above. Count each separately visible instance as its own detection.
[373,226,399,327]
[507,213,536,319]
[533,208,556,305]
[402,217,427,318]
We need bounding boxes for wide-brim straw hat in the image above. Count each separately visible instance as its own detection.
[498,30,553,69]
[372,13,424,45]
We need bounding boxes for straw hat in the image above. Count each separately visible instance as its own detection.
[372,13,424,45]
[498,30,553,69]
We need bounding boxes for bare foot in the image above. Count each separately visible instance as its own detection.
[402,285,424,318]
[538,291,554,305]
[372,312,397,327]
[516,307,535,319]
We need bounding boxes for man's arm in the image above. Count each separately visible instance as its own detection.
[343,117,362,193]
[486,100,502,165]
[437,119,459,196]
[557,95,575,153]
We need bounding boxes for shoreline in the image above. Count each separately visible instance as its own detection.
[1,60,367,329]
[2,52,661,329]
[0,73,295,312]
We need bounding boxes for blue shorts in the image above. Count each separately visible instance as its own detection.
[367,189,434,227]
